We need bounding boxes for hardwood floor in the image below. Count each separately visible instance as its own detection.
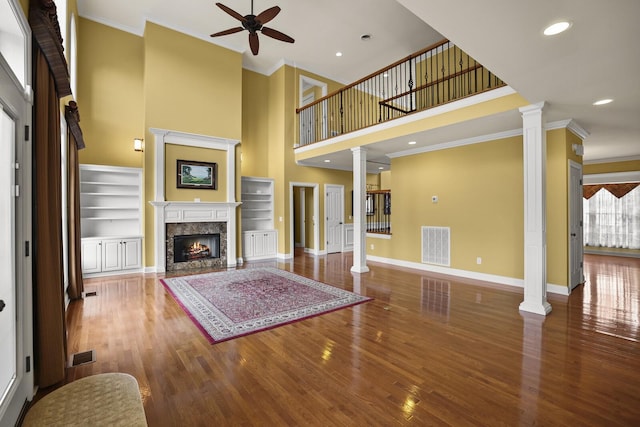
[59,253,639,426]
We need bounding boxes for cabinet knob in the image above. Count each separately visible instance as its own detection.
[0,299,6,312]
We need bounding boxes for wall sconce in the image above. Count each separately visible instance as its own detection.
[133,138,143,152]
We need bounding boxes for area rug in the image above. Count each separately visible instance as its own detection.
[160,267,372,344]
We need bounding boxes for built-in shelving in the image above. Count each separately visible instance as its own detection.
[241,176,277,260]
[80,164,143,275]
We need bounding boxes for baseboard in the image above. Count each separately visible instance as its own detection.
[366,255,570,296]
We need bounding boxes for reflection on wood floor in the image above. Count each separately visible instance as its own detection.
[62,253,640,426]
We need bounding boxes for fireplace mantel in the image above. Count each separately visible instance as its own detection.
[148,128,242,272]
[151,201,241,272]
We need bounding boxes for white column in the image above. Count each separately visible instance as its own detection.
[351,147,369,273]
[519,102,551,316]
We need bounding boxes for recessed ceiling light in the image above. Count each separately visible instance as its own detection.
[335,52,343,57]
[378,166,384,170]
[324,159,331,163]
[593,98,613,106]
[543,21,572,36]
[408,141,417,145]
[360,34,372,41]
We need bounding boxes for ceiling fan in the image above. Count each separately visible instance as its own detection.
[210,1,295,56]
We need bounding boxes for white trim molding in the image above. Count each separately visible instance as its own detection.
[148,128,241,272]
[367,255,570,296]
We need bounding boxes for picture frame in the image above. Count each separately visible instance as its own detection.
[176,159,217,190]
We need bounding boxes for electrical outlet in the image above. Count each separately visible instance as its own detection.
[476,257,482,265]
[370,244,375,250]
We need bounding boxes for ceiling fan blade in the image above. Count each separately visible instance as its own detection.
[249,33,259,55]
[215,3,246,22]
[210,27,244,37]
[261,27,295,44]
[255,6,281,25]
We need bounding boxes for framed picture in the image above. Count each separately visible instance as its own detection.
[177,159,217,190]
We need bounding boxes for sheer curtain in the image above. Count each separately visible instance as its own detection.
[584,185,640,249]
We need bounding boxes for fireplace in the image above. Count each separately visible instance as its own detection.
[166,221,227,272]
[173,233,220,263]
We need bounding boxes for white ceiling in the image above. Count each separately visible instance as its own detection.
[77,0,640,173]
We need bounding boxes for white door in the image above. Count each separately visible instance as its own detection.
[0,104,17,419]
[325,185,344,254]
[569,161,584,289]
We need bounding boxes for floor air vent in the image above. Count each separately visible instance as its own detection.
[421,226,451,266]
[69,350,96,367]
[83,291,97,297]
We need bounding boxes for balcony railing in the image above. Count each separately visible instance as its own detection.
[296,39,506,147]
[366,190,391,235]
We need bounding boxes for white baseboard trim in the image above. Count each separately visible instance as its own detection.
[366,255,570,296]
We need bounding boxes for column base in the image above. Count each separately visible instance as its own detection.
[350,265,370,274]
[519,300,552,316]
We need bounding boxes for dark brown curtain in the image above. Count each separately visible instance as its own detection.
[33,46,67,387]
[66,102,84,299]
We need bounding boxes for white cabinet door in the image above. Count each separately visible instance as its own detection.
[243,230,277,260]
[264,230,277,256]
[81,240,102,274]
[242,232,255,258]
[253,232,267,257]
[101,239,122,272]
[122,238,142,270]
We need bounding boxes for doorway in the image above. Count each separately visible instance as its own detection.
[290,182,320,257]
[569,160,584,290]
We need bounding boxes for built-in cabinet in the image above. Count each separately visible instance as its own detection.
[80,164,143,275]
[81,238,142,274]
[241,177,277,260]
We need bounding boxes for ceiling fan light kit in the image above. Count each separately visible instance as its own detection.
[210,1,295,55]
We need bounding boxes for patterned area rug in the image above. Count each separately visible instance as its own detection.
[160,267,372,344]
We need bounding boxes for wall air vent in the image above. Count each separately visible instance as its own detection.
[421,226,451,266]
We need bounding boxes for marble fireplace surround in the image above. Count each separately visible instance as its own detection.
[149,128,241,272]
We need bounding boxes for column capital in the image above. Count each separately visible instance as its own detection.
[519,101,546,115]
[351,146,368,153]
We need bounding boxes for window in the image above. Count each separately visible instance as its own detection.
[583,184,640,249]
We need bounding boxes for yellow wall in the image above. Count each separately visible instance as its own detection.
[242,70,270,177]
[164,144,227,202]
[76,18,144,168]
[584,160,640,175]
[375,136,524,278]
[368,128,576,287]
[140,22,242,266]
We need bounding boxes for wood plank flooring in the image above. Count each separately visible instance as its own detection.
[59,253,640,426]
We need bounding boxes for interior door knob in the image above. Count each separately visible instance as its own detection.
[0,299,5,312]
